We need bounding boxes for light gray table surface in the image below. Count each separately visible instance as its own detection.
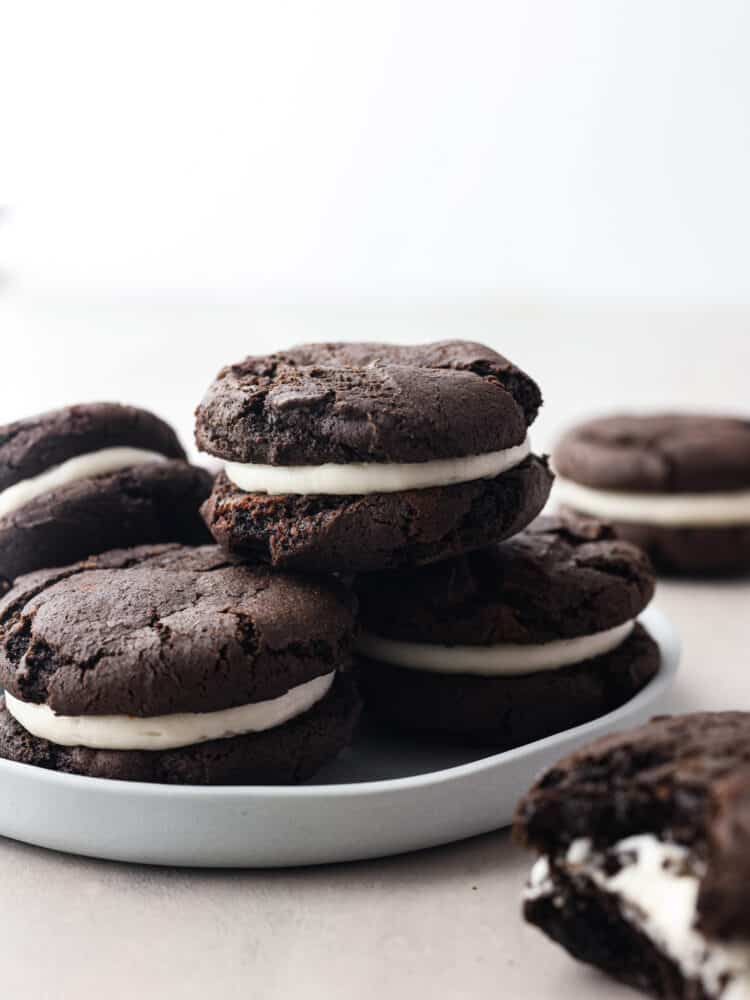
[1,300,748,999]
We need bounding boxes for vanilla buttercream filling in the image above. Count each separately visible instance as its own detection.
[3,672,334,751]
[555,475,750,527]
[525,835,750,1000]
[355,620,634,676]
[223,437,531,496]
[0,447,169,519]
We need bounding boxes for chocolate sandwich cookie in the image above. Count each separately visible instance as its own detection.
[515,712,750,1000]
[553,414,750,575]
[354,516,658,747]
[0,544,360,784]
[0,403,213,582]
[196,341,552,573]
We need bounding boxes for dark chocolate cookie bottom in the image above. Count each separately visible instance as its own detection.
[0,461,213,583]
[357,625,659,748]
[524,868,712,1000]
[202,455,552,574]
[0,674,361,785]
[607,519,750,577]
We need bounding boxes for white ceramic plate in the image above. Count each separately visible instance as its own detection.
[0,606,679,868]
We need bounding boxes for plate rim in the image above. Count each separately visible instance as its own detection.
[0,605,679,802]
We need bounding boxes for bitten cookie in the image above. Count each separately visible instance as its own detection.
[354,516,658,747]
[515,712,750,1000]
[196,341,552,573]
[0,544,360,784]
[553,413,750,576]
[0,403,213,582]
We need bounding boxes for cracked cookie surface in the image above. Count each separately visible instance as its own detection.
[201,456,552,573]
[0,544,361,783]
[195,340,542,466]
[0,544,356,716]
[196,341,550,572]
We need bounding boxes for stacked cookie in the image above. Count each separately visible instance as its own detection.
[0,337,559,784]
[195,341,659,749]
[195,341,551,572]
[0,403,213,583]
[354,517,658,748]
[0,403,359,784]
[0,342,666,785]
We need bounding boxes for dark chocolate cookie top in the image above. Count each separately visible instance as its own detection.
[195,340,542,466]
[355,515,655,644]
[0,403,186,493]
[514,711,750,940]
[0,544,356,717]
[553,413,750,494]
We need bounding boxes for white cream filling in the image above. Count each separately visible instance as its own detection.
[526,854,554,900]
[0,447,169,519]
[355,620,634,676]
[3,672,334,751]
[526,835,750,1000]
[555,475,750,527]
[223,436,531,496]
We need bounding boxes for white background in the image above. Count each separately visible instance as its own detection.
[3,0,749,437]
[3,298,749,463]
[4,0,750,302]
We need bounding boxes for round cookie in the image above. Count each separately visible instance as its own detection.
[195,340,543,465]
[0,403,213,582]
[195,341,552,573]
[514,712,750,1000]
[553,414,750,575]
[354,516,658,747]
[0,402,185,489]
[0,544,360,784]
[0,461,214,583]
[203,458,551,575]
